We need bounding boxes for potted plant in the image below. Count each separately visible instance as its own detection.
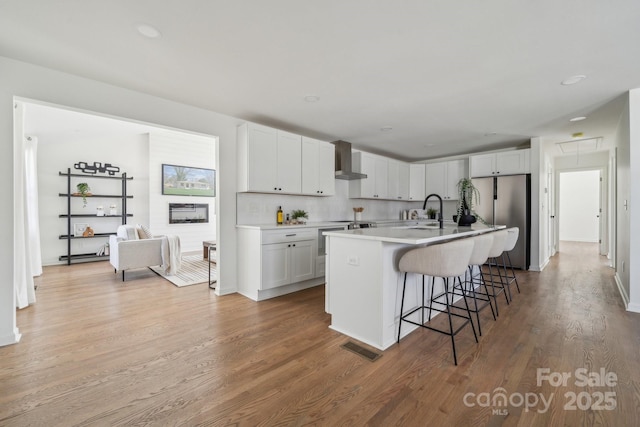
[455,178,484,226]
[291,209,309,224]
[75,182,91,207]
[426,207,438,220]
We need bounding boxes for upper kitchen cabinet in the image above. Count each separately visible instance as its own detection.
[470,149,530,177]
[237,123,302,194]
[349,152,388,199]
[425,159,466,200]
[387,159,410,200]
[301,137,335,196]
[408,163,426,201]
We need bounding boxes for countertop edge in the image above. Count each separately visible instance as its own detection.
[323,225,506,245]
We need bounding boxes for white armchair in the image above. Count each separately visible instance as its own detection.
[109,225,163,281]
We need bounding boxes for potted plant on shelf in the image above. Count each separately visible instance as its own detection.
[455,178,484,226]
[75,182,92,207]
[291,209,309,224]
[426,207,438,220]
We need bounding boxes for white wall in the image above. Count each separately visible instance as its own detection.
[36,132,150,265]
[1,55,240,346]
[558,170,600,242]
[613,96,630,306]
[149,132,216,252]
[627,89,640,312]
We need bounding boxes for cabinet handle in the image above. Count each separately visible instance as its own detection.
[285,234,296,237]
[288,244,291,247]
[292,244,296,247]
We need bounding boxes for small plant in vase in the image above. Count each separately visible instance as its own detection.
[426,207,438,220]
[291,209,309,224]
[75,182,91,208]
[455,178,485,226]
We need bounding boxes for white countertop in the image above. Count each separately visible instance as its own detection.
[236,221,352,230]
[235,219,457,230]
[323,223,504,245]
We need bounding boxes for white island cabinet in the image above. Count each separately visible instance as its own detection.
[324,224,504,350]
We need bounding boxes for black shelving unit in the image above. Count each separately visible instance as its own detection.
[59,168,133,264]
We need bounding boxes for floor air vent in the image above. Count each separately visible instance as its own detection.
[341,341,381,362]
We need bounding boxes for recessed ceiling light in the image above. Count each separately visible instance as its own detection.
[136,24,162,38]
[304,95,320,102]
[380,126,393,132]
[561,75,587,85]
[569,116,587,122]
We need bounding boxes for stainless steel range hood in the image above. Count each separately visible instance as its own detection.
[332,140,367,180]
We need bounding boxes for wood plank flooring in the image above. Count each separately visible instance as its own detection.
[1,242,639,426]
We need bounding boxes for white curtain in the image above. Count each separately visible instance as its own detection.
[14,102,40,309]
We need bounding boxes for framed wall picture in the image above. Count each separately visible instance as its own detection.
[162,164,216,197]
[74,223,89,237]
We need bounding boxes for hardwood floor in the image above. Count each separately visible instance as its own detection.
[1,242,639,426]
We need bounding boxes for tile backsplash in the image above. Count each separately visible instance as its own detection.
[236,180,459,224]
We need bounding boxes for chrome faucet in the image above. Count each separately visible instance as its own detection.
[423,193,444,229]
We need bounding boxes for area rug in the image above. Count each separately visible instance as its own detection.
[150,254,216,287]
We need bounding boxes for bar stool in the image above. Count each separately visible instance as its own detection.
[397,238,477,365]
[453,233,496,336]
[484,229,510,315]
[498,227,521,295]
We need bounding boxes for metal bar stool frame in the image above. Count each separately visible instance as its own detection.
[451,233,496,336]
[397,239,478,366]
[482,229,510,315]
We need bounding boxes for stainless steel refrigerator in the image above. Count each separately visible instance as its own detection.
[472,174,531,269]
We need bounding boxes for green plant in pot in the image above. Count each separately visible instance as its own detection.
[291,209,309,224]
[76,182,91,207]
[455,178,485,226]
[426,207,438,220]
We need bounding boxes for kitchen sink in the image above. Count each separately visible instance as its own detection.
[409,224,441,229]
[391,222,442,230]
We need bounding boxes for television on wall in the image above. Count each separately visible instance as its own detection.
[162,164,216,197]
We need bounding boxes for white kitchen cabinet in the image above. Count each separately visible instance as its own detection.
[237,123,302,194]
[425,159,465,200]
[301,137,335,196]
[262,242,290,289]
[237,226,324,301]
[409,163,426,201]
[470,149,530,177]
[388,160,410,200]
[289,240,315,283]
[262,239,315,289]
[349,151,388,199]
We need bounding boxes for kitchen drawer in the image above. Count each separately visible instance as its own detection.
[262,228,316,244]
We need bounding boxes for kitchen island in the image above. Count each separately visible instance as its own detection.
[323,223,504,351]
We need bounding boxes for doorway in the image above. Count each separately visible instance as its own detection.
[13,98,220,312]
[558,169,602,248]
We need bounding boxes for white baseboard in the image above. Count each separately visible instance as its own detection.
[614,273,631,309]
[0,328,21,347]
[628,302,640,313]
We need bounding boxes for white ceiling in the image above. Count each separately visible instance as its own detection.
[2,1,640,161]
